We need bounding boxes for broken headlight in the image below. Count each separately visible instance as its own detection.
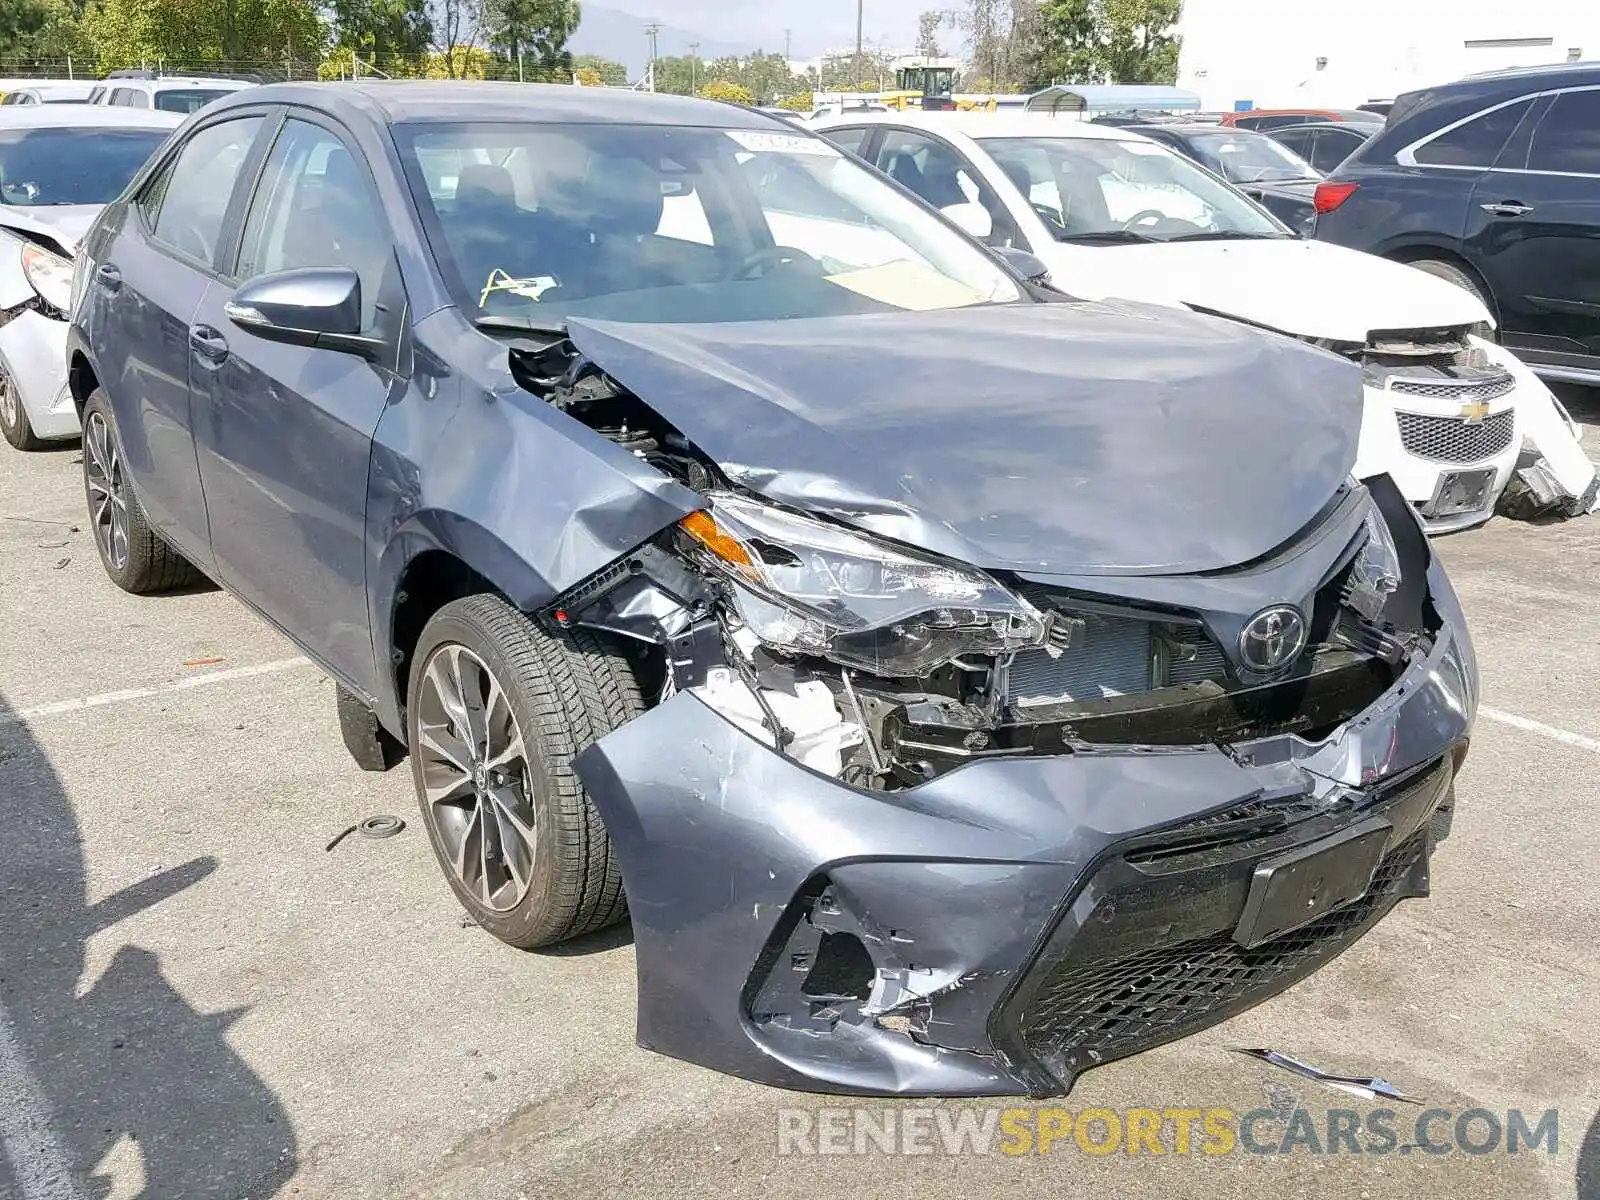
[1344,503,1402,623]
[681,492,1047,676]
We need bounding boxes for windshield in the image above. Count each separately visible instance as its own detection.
[395,121,1021,325]
[0,127,170,206]
[977,135,1287,243]
[1178,131,1317,183]
[155,89,234,113]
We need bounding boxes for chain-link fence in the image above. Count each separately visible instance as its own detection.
[0,56,594,85]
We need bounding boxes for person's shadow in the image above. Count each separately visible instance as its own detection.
[0,690,296,1197]
[1580,1106,1600,1200]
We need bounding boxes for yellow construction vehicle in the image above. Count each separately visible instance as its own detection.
[881,64,957,111]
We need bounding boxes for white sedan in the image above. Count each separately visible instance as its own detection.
[0,105,179,450]
[813,111,1595,532]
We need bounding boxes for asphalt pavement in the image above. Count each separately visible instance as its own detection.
[1,392,1597,1199]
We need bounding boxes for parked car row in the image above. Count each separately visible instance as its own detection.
[0,78,1562,1100]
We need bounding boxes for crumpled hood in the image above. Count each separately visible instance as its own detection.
[566,302,1361,575]
[1043,238,1493,343]
[0,204,102,255]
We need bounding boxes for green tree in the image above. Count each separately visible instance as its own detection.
[778,91,811,112]
[325,0,432,67]
[483,0,578,70]
[79,0,324,71]
[572,51,626,84]
[0,0,49,58]
[697,80,753,104]
[1030,0,1181,86]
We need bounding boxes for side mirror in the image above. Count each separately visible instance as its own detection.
[941,201,994,241]
[223,266,385,360]
[992,244,1052,284]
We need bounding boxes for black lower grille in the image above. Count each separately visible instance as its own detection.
[1396,409,1515,463]
[1017,833,1426,1076]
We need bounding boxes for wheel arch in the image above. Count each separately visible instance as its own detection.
[1380,243,1501,326]
[66,330,99,417]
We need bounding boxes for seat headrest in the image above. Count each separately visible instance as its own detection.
[581,155,664,236]
[455,164,517,216]
[320,148,366,208]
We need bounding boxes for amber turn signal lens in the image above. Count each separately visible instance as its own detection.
[680,510,753,568]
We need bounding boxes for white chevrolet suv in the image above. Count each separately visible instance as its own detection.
[814,111,1593,532]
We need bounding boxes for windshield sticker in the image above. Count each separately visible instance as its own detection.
[479,269,561,306]
[725,130,839,156]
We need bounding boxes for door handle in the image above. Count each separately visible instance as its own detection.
[188,324,230,365]
[95,263,122,292]
[1480,202,1534,217]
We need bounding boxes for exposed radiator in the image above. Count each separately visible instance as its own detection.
[1007,617,1230,708]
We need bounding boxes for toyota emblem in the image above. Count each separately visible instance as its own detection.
[1238,605,1307,674]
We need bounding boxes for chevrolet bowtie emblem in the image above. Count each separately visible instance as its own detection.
[1459,398,1491,424]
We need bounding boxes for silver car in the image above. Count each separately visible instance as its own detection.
[0,104,179,449]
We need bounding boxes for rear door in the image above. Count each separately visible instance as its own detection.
[1466,86,1600,370]
[85,113,267,561]
[187,113,406,688]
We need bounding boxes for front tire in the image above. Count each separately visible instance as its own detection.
[1404,258,1496,338]
[81,389,200,593]
[0,364,45,451]
[405,594,643,949]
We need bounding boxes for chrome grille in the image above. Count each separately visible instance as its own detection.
[1388,373,1514,402]
[1396,409,1515,464]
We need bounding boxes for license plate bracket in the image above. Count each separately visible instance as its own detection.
[1233,818,1392,950]
[1425,467,1497,518]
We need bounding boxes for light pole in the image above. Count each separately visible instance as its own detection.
[855,0,864,90]
[689,42,699,92]
[645,22,661,91]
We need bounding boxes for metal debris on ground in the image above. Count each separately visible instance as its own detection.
[1230,1047,1422,1103]
[325,815,408,852]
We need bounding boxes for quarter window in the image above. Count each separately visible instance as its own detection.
[1413,98,1532,167]
[235,119,389,329]
[819,126,871,156]
[1527,90,1600,174]
[148,117,263,265]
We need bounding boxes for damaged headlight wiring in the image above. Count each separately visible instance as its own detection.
[680,492,1049,676]
[19,243,72,316]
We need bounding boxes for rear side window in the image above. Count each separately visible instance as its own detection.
[1413,98,1532,167]
[156,88,233,114]
[1527,90,1600,174]
[147,116,263,264]
[820,126,871,156]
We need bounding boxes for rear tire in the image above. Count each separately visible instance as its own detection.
[0,365,45,451]
[1404,258,1496,338]
[406,594,643,949]
[81,389,200,594]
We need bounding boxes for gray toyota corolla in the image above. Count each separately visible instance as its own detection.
[66,82,1476,1097]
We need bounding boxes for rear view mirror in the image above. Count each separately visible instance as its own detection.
[941,201,994,241]
[224,266,385,360]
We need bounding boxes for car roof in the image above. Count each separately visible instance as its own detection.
[812,111,1140,142]
[1267,121,1371,134]
[139,78,253,90]
[213,81,782,129]
[0,105,183,129]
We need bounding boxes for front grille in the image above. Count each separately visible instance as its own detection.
[1396,409,1515,464]
[1388,373,1514,403]
[1009,614,1152,705]
[1017,832,1426,1075]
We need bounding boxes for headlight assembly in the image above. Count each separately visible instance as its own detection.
[1345,502,1402,623]
[20,243,73,314]
[680,493,1048,676]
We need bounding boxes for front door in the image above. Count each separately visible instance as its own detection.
[188,116,405,692]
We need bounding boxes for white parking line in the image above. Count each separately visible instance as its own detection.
[0,996,88,1200]
[0,659,314,726]
[1479,705,1600,757]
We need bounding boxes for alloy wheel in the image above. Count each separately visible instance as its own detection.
[0,370,18,430]
[415,644,538,913]
[84,411,128,570]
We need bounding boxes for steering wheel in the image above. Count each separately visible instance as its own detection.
[724,245,821,281]
[1121,209,1171,231]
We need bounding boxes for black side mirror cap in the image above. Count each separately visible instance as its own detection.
[992,244,1052,284]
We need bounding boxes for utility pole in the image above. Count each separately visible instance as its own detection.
[689,42,699,92]
[645,22,661,91]
[784,29,792,62]
[854,1,865,89]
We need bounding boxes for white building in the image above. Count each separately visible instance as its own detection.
[1177,0,1600,111]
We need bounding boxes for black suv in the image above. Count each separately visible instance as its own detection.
[1314,62,1600,385]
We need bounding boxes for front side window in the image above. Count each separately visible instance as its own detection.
[1413,98,1532,167]
[395,121,1021,325]
[0,127,173,207]
[978,135,1288,243]
[873,128,1012,243]
[1527,90,1600,174]
[148,116,263,264]
[236,119,389,326]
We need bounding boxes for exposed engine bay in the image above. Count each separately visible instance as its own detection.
[512,335,1438,791]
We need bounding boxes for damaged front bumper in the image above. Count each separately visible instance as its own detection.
[576,560,1476,1097]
